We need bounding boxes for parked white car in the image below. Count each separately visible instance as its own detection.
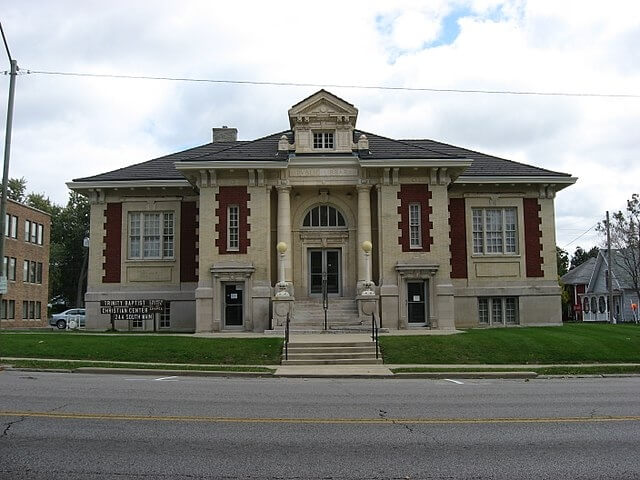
[50,308,86,330]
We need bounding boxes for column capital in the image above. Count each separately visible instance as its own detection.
[356,184,372,193]
[276,185,292,193]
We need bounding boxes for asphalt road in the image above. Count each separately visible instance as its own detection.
[1,371,640,479]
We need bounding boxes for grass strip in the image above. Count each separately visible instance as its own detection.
[2,359,274,373]
[0,333,283,365]
[381,324,640,364]
[392,365,640,375]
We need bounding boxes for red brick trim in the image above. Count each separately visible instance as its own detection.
[180,202,198,282]
[523,198,544,277]
[397,184,433,252]
[449,198,468,278]
[102,203,122,283]
[215,186,250,254]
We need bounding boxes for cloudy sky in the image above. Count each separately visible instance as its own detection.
[1,0,639,252]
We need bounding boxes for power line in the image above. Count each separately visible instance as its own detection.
[562,223,599,249]
[15,68,640,99]
[0,22,13,63]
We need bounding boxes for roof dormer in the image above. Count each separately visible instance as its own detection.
[287,90,358,154]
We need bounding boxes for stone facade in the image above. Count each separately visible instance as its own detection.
[69,90,575,332]
[1,199,50,328]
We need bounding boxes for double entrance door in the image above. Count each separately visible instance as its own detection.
[308,248,341,296]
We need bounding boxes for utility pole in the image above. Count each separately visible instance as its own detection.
[0,58,18,303]
[606,211,614,324]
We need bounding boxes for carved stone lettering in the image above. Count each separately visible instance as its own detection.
[289,168,358,177]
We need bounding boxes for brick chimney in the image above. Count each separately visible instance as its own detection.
[212,126,238,142]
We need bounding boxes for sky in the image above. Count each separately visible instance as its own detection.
[1,0,639,253]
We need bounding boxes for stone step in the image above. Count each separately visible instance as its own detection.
[286,346,375,353]
[287,341,374,348]
[281,358,383,365]
[284,352,378,360]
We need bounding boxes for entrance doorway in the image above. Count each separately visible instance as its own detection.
[223,283,243,327]
[308,249,341,296]
[407,280,429,326]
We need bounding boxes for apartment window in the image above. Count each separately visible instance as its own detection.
[4,214,17,238]
[478,297,519,325]
[227,205,239,251]
[1,300,5,319]
[3,257,16,281]
[313,132,334,149]
[22,301,28,319]
[409,203,421,249]
[129,212,174,259]
[23,260,29,282]
[472,207,517,255]
[30,223,37,243]
[160,302,171,328]
[36,223,43,244]
[35,301,41,319]
[24,220,30,241]
[30,261,37,284]
[28,300,35,319]
[8,300,15,319]
[36,262,43,284]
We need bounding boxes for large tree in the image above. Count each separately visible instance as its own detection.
[7,177,26,202]
[570,245,599,270]
[599,193,640,306]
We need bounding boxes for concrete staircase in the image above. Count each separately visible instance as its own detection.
[292,298,365,331]
[281,339,382,365]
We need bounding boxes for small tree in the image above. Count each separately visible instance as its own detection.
[7,177,26,202]
[599,194,640,311]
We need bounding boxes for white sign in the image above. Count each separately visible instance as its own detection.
[0,276,7,294]
[230,293,238,299]
[412,295,421,302]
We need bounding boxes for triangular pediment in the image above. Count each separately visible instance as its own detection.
[288,90,358,127]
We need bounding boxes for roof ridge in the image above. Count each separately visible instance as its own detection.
[403,137,571,176]
[183,129,291,160]
[355,129,461,158]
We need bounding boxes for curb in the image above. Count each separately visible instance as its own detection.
[75,367,275,378]
[393,371,538,379]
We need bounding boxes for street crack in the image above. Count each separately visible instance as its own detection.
[1,416,25,438]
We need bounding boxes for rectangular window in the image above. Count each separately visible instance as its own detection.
[131,317,143,329]
[36,223,43,244]
[4,214,8,237]
[8,300,14,319]
[29,301,35,319]
[409,203,421,248]
[36,262,43,284]
[472,207,518,255]
[10,215,17,238]
[1,300,5,319]
[9,257,16,281]
[478,297,519,325]
[3,256,6,279]
[23,260,29,282]
[30,222,37,243]
[30,261,36,284]
[35,301,41,320]
[129,212,174,259]
[160,301,171,328]
[24,219,30,242]
[22,301,28,319]
[227,205,239,251]
[313,132,334,149]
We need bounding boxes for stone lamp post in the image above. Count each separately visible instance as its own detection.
[361,240,375,296]
[275,241,289,297]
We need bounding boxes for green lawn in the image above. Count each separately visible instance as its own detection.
[380,323,640,364]
[0,333,283,365]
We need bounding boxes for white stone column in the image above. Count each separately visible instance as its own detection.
[276,186,292,283]
[357,184,372,285]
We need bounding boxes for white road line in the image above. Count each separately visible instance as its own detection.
[154,376,178,381]
[444,378,464,385]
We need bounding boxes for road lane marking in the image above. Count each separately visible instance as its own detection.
[444,379,464,385]
[1,411,640,425]
[154,376,178,381]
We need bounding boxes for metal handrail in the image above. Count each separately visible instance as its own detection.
[322,274,328,330]
[284,311,290,360]
[371,311,379,359]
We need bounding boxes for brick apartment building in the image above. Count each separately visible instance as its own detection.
[1,198,50,327]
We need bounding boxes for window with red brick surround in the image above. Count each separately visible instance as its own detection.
[103,203,122,283]
[397,184,432,252]
[449,198,468,278]
[523,198,544,277]
[215,186,250,254]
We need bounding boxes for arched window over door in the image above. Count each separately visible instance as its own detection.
[303,205,346,228]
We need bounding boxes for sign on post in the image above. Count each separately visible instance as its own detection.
[99,299,164,328]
